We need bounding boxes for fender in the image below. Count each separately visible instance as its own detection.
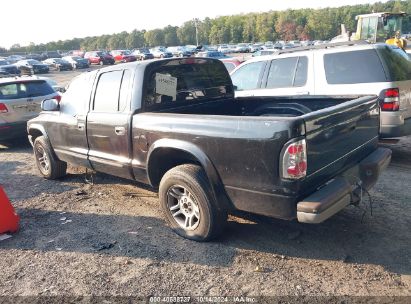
[147,138,233,210]
[27,123,49,146]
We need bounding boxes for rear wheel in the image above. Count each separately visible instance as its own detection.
[33,136,67,180]
[159,164,227,241]
[99,60,104,66]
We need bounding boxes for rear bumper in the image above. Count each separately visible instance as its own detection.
[226,148,391,222]
[380,117,411,138]
[0,121,27,141]
[296,147,391,223]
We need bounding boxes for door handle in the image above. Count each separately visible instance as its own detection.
[115,126,126,135]
[296,91,309,95]
[77,123,85,130]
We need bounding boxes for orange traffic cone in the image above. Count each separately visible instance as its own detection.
[0,186,19,233]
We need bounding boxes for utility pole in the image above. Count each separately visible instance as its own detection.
[193,18,199,46]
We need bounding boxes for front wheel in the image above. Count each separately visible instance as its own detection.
[33,136,67,179]
[159,164,227,241]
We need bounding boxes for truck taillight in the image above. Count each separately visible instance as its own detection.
[282,139,307,180]
[381,88,400,111]
[0,103,8,113]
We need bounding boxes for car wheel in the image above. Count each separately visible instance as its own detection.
[33,136,67,180]
[99,60,104,66]
[160,54,164,58]
[73,64,77,69]
[159,164,227,241]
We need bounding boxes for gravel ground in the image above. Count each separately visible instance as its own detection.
[0,68,410,301]
[0,136,410,301]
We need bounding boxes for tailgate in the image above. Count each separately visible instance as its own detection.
[303,96,380,187]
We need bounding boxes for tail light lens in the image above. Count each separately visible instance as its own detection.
[381,88,400,111]
[282,139,307,180]
[53,94,62,102]
[0,103,8,113]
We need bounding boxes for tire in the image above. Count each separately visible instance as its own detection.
[159,164,227,241]
[99,60,104,66]
[33,136,67,180]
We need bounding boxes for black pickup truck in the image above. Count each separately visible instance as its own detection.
[27,58,391,241]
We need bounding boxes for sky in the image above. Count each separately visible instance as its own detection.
[0,0,387,49]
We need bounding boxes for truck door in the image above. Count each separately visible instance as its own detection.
[87,69,134,179]
[50,72,95,168]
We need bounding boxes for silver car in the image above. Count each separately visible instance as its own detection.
[231,43,411,138]
[0,76,57,141]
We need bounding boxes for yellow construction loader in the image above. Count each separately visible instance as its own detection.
[332,12,408,51]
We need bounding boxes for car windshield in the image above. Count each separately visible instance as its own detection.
[27,60,41,64]
[54,59,65,63]
[0,60,10,66]
[123,50,131,55]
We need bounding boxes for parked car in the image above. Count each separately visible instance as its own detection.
[252,50,278,57]
[28,58,390,242]
[131,48,154,61]
[231,42,411,138]
[84,51,115,65]
[0,76,58,141]
[40,51,62,60]
[167,46,192,57]
[62,56,90,69]
[149,47,173,58]
[218,44,232,54]
[0,59,21,76]
[43,58,73,71]
[15,59,49,74]
[64,50,85,58]
[110,50,137,63]
[235,43,250,53]
[195,51,229,59]
[6,55,25,64]
[25,53,42,61]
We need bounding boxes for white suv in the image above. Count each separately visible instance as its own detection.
[231,42,411,138]
[0,76,58,141]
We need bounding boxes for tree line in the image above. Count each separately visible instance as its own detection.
[2,0,411,54]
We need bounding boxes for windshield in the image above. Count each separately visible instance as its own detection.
[0,60,10,66]
[27,60,41,64]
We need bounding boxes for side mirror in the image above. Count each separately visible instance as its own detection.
[41,98,60,111]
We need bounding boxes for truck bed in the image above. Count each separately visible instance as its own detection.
[134,95,380,218]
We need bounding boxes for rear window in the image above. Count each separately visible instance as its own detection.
[324,50,386,84]
[0,81,53,100]
[25,81,54,97]
[144,59,233,107]
[378,46,411,81]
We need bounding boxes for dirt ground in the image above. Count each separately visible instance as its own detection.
[0,135,410,301]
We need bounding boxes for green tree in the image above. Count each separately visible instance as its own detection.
[144,29,165,47]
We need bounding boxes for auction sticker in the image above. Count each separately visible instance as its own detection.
[155,73,177,100]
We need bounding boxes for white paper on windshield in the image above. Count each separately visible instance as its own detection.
[155,73,177,100]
